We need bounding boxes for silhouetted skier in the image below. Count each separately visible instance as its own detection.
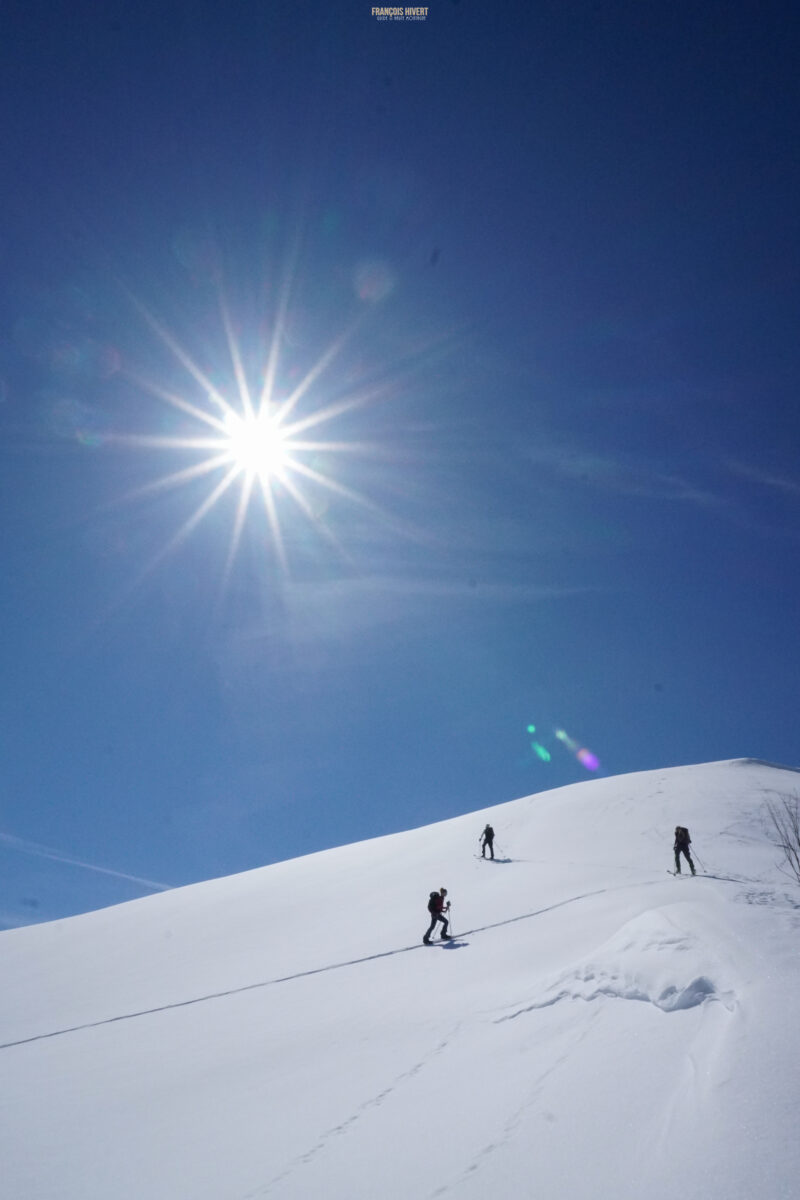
[423,887,451,943]
[674,826,696,875]
[480,824,495,859]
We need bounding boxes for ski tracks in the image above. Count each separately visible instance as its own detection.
[242,1023,463,1199]
[0,885,631,1052]
[426,1009,603,1199]
[1,876,728,1054]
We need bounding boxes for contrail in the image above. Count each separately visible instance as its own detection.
[0,832,172,893]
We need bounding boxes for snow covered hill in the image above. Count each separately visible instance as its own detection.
[2,759,800,1200]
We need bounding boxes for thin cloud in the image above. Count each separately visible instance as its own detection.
[279,574,591,643]
[216,573,593,658]
[526,446,720,505]
[0,833,172,893]
[727,460,800,496]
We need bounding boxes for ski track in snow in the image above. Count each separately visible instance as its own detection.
[0,881,669,1051]
[0,874,755,1053]
[428,1010,603,1198]
[244,1024,463,1198]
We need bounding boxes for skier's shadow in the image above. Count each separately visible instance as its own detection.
[440,938,469,949]
[483,857,513,865]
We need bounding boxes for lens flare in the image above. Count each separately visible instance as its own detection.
[577,748,600,771]
[528,723,603,773]
[353,259,396,302]
[556,728,601,773]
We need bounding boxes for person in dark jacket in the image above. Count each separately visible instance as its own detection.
[480,824,495,859]
[674,826,696,875]
[423,887,451,943]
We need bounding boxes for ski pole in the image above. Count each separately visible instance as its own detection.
[693,849,705,871]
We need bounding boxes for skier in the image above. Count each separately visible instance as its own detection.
[423,887,451,944]
[673,825,696,875]
[480,823,495,859]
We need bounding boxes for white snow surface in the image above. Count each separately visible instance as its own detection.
[3,758,800,1200]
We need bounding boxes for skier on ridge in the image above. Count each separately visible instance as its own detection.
[423,887,451,944]
[480,823,495,859]
[673,825,696,875]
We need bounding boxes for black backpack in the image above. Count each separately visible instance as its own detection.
[428,891,440,913]
[675,826,690,844]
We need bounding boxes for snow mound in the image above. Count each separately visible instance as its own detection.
[499,909,736,1020]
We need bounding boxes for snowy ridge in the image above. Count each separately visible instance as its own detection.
[731,756,800,774]
[2,758,800,1199]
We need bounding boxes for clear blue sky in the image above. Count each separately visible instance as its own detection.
[2,1,799,927]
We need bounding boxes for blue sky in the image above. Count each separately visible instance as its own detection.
[2,1,799,927]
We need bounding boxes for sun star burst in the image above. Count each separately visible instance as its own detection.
[114,283,396,592]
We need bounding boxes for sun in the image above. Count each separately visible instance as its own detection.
[221,407,289,481]
[113,282,400,586]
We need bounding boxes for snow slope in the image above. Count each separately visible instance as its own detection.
[2,759,800,1200]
